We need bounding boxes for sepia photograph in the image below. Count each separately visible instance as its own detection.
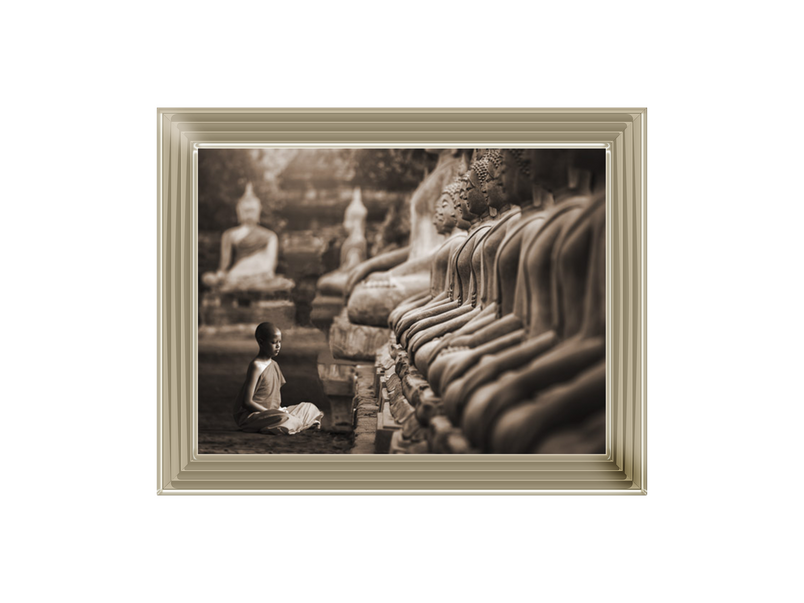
[197,147,606,455]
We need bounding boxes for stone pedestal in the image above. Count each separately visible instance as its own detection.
[317,351,358,432]
[329,308,390,361]
[200,288,295,330]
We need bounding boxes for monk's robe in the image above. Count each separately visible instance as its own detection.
[233,361,323,435]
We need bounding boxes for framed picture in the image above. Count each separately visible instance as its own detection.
[157,108,646,494]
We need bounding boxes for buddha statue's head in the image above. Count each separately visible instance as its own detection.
[343,187,368,237]
[477,150,505,212]
[524,149,573,194]
[478,149,534,213]
[438,179,469,233]
[235,183,262,226]
[459,156,491,221]
[433,192,447,234]
[570,149,606,193]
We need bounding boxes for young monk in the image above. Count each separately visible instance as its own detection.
[232,322,324,435]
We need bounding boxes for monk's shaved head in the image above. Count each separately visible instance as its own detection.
[255,322,280,343]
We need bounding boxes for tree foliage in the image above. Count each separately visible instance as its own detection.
[197,149,288,231]
[349,149,436,191]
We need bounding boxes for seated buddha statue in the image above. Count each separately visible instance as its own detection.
[345,149,467,327]
[316,187,368,296]
[440,150,604,421]
[410,149,541,377]
[394,153,496,349]
[387,178,470,329]
[202,183,293,292]
[459,159,607,452]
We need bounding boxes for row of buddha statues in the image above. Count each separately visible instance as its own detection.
[339,148,607,454]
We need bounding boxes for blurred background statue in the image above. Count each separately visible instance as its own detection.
[345,149,467,327]
[202,183,293,292]
[316,188,368,296]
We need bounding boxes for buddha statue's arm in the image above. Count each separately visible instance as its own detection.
[218,230,233,273]
[382,251,435,277]
[266,231,279,276]
[344,246,411,296]
[388,291,433,330]
[466,313,524,347]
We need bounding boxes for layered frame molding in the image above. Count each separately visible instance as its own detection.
[157,108,647,494]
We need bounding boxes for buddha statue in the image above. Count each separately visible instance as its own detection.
[344,149,467,327]
[457,155,607,451]
[387,179,470,328]
[202,183,293,292]
[316,187,368,296]
[439,150,604,425]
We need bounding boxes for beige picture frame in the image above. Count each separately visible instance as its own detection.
[157,108,647,494]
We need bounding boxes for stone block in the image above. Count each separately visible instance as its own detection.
[401,412,427,441]
[329,309,390,361]
[428,416,457,454]
[427,416,476,454]
[374,389,401,454]
[311,294,344,329]
[389,395,415,425]
[375,343,395,371]
[317,361,357,397]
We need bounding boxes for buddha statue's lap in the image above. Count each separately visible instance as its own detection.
[346,150,466,327]
[532,408,606,454]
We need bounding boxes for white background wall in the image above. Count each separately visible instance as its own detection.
[3,1,802,601]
